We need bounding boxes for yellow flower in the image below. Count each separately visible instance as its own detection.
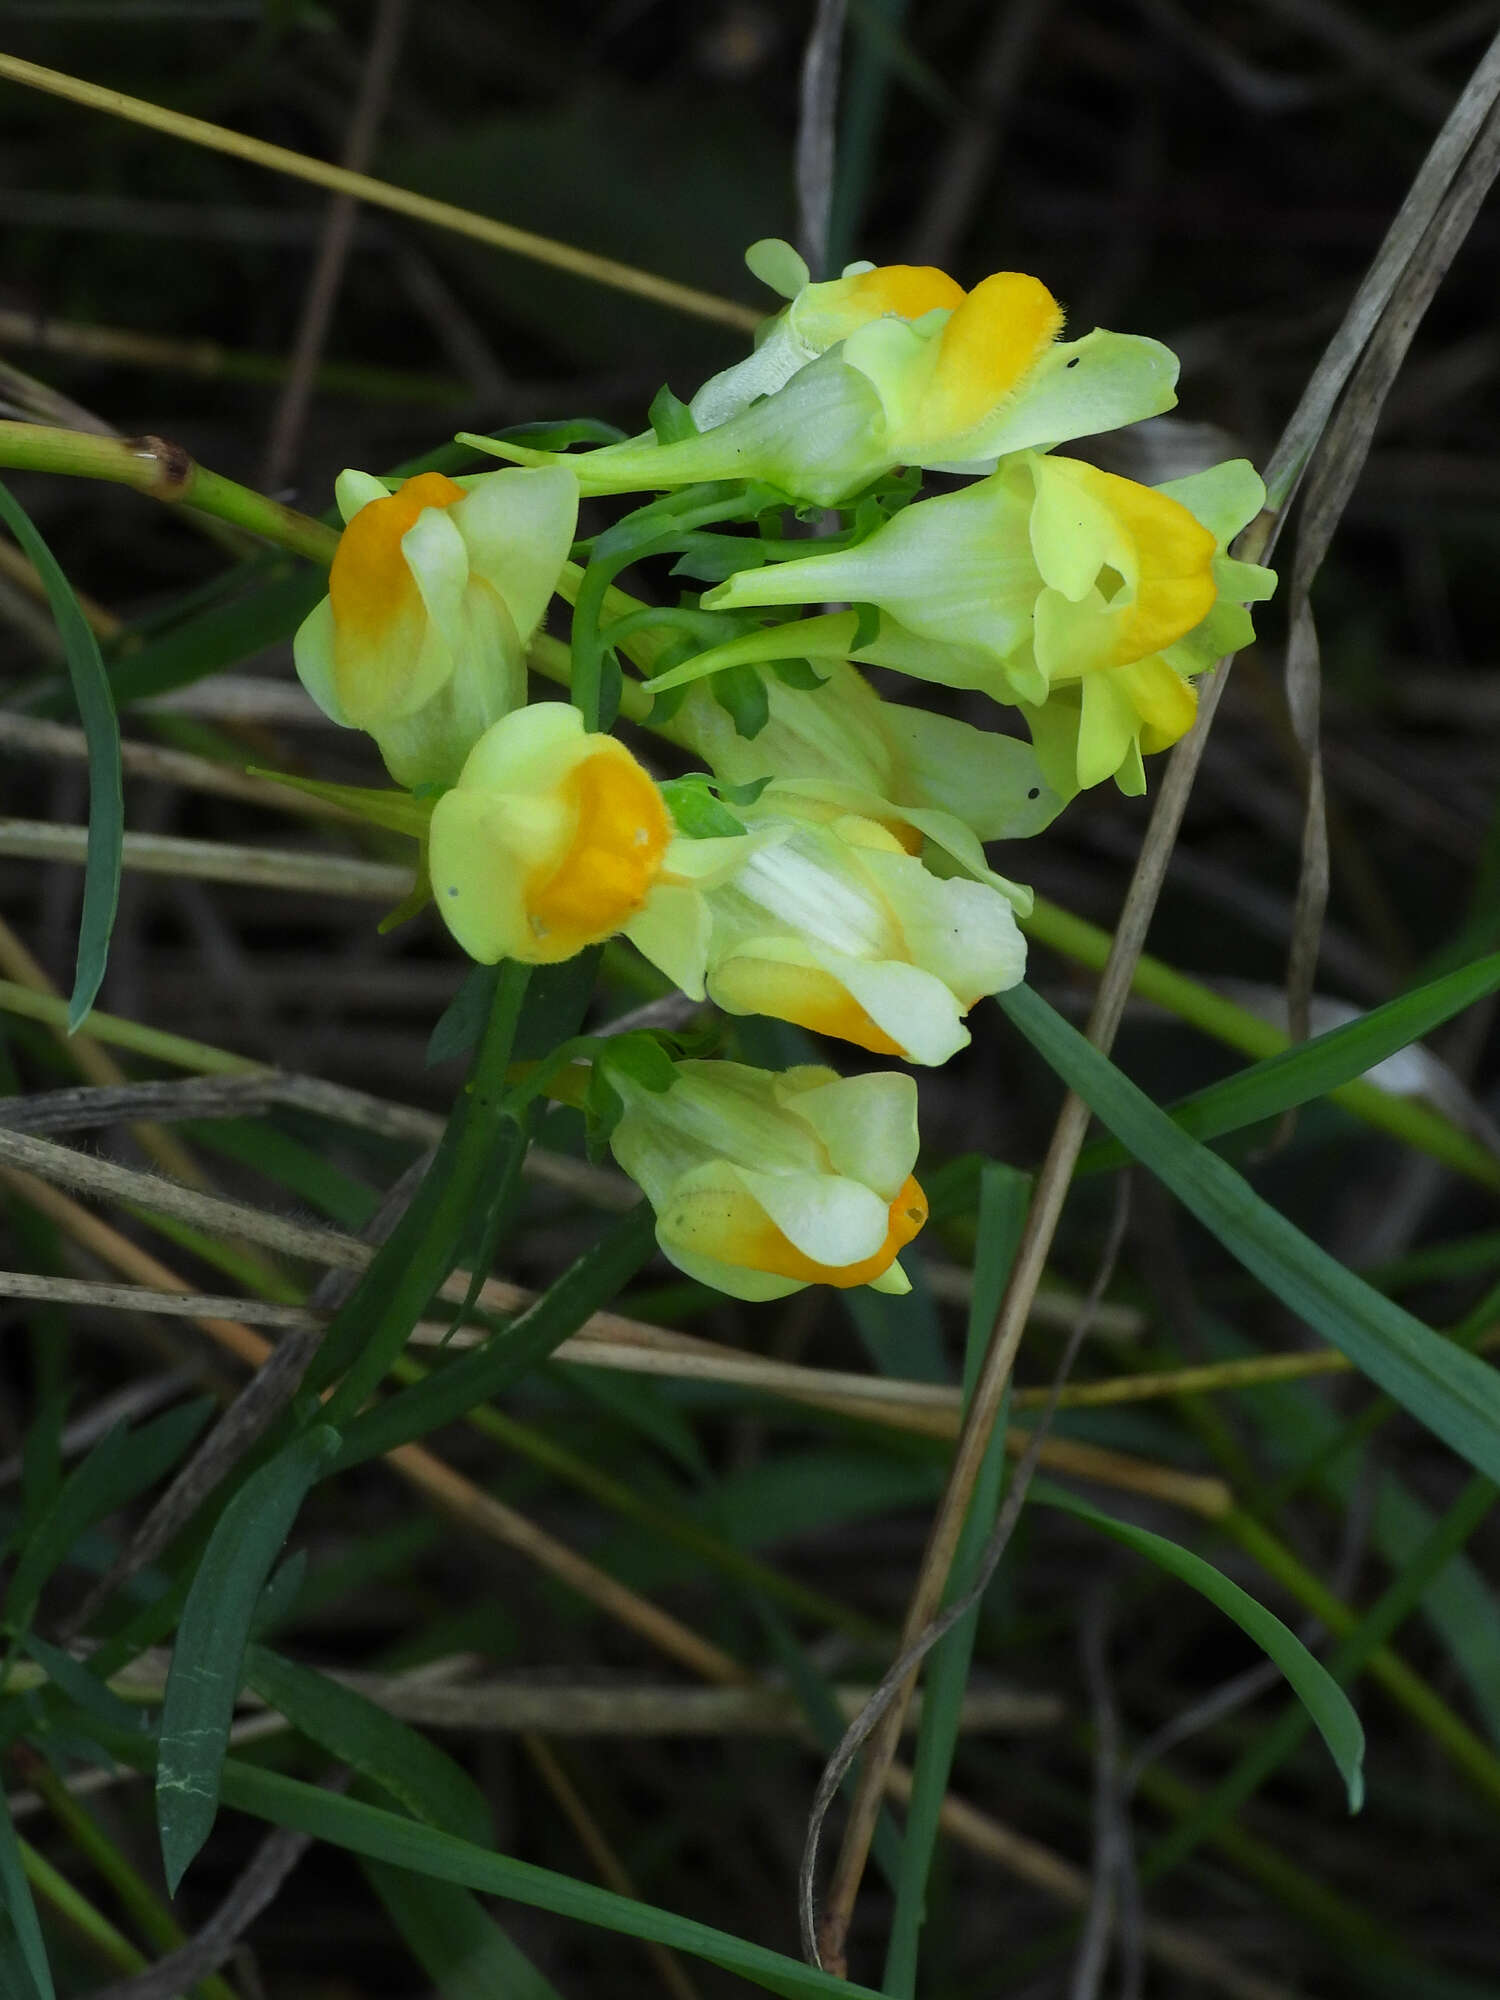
[294,465,578,787]
[608,1057,928,1301]
[701,455,1274,793]
[624,788,1027,1067]
[664,655,1062,844]
[429,704,675,965]
[465,245,1177,506]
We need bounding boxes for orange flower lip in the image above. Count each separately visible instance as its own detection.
[525,746,672,954]
[328,471,465,644]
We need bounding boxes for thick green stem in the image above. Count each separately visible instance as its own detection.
[0,421,338,566]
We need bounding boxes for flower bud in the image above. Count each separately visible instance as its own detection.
[294,466,578,787]
[609,1058,928,1300]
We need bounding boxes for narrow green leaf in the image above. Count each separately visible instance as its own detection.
[885,1162,1030,1996]
[156,1425,340,1893]
[1000,984,1500,1489]
[21,1635,148,1742]
[331,1201,657,1471]
[1035,1481,1365,1807]
[218,1759,888,2000]
[0,1788,53,2000]
[364,1861,565,2000]
[1142,1478,1496,1883]
[3,1399,213,1640]
[311,963,531,1421]
[0,479,121,1029]
[246,1647,491,1847]
[1077,948,1500,1176]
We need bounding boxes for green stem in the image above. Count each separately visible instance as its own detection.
[19,1833,148,1976]
[0,420,338,566]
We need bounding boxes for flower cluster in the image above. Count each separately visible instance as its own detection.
[292,241,1275,1298]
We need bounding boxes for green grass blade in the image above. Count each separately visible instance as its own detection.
[1142,1477,1497,1882]
[884,1161,1030,1997]
[332,1201,658,1470]
[1034,1481,1366,1806]
[363,1860,565,2000]
[1077,948,1500,1176]
[217,1758,889,2000]
[245,1647,491,1847]
[156,1425,341,1893]
[2,1399,212,1641]
[311,963,531,1423]
[999,983,1500,1488]
[0,1789,53,2000]
[0,478,121,1029]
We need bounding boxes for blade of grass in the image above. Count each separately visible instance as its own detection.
[0,479,121,1030]
[1076,947,1500,1176]
[245,1647,491,1848]
[363,1861,565,2000]
[0,1790,53,2000]
[0,54,758,332]
[1037,1482,1365,1806]
[999,984,1500,1489]
[156,1425,341,1892]
[1142,1475,1497,1882]
[2,1400,212,1645]
[883,1162,1029,1997]
[330,1201,657,1470]
[1025,897,1500,1191]
[216,1759,889,2000]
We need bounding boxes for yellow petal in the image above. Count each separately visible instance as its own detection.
[915,272,1064,440]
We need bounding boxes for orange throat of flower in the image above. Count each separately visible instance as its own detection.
[748,1174,929,1289]
[524,748,671,957]
[329,471,466,646]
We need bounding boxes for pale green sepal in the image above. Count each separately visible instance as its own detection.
[868,1258,912,1295]
[469,360,890,503]
[245,767,433,840]
[623,887,712,999]
[654,1238,805,1304]
[892,706,1064,839]
[1156,458,1265,546]
[1117,737,1148,796]
[736,1167,892,1267]
[334,467,393,523]
[937,330,1179,467]
[291,596,352,726]
[452,467,580,639]
[745,237,811,297]
[1213,555,1279,604]
[401,505,471,668]
[788,1070,918,1198]
[643,614,858,696]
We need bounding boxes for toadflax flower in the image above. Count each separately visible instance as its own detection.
[625,788,1028,1067]
[703,454,1275,794]
[428,703,748,966]
[294,465,578,787]
[664,655,1063,844]
[608,1058,928,1300]
[465,244,1178,507]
